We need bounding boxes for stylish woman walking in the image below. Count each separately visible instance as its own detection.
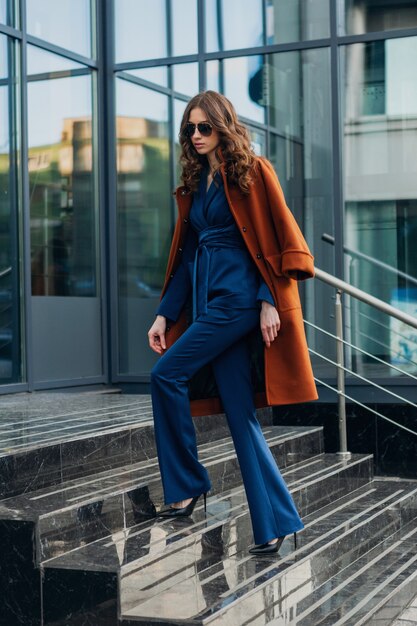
[148,91,317,555]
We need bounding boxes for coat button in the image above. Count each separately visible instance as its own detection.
[166,325,171,331]
[170,273,174,279]
[183,218,188,223]
[178,247,183,253]
[256,253,262,259]
[242,226,247,232]
[181,190,186,196]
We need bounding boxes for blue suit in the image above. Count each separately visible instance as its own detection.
[151,166,304,544]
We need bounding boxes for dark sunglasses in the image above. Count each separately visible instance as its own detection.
[182,122,213,138]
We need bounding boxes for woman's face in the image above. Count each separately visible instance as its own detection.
[187,107,220,159]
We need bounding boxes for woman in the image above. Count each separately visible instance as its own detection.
[148,90,317,555]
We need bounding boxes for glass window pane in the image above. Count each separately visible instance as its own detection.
[342,0,417,35]
[0,0,6,24]
[342,37,417,376]
[174,98,187,184]
[28,68,98,298]
[205,0,263,52]
[268,47,334,377]
[0,0,16,26]
[173,62,199,96]
[266,0,330,43]
[115,0,167,63]
[125,67,168,87]
[172,0,198,56]
[27,44,87,75]
[116,81,171,375]
[223,56,265,123]
[0,35,23,383]
[26,0,92,58]
[206,60,220,92]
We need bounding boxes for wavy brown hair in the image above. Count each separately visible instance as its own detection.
[178,91,258,194]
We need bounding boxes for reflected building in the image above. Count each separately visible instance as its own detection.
[1,0,417,394]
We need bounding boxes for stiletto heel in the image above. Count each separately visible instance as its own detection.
[203,492,207,512]
[293,532,297,550]
[158,491,208,518]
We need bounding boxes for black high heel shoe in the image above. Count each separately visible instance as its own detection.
[158,492,207,518]
[249,532,297,555]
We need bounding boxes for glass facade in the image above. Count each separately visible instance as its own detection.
[0,34,22,384]
[0,0,416,392]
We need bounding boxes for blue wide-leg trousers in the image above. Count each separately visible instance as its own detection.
[150,308,304,544]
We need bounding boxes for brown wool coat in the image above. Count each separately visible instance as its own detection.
[158,154,318,417]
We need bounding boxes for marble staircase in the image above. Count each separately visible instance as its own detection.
[0,392,416,625]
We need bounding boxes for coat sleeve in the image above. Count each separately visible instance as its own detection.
[258,157,315,281]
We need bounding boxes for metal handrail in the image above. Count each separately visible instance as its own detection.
[314,267,417,329]
[0,266,12,279]
[321,233,417,287]
[312,266,417,457]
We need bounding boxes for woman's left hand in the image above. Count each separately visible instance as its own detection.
[260,301,281,348]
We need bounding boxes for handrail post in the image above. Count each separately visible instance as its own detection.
[335,290,351,459]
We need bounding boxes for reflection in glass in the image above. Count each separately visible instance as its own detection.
[343,38,417,375]
[205,0,263,52]
[26,0,91,57]
[268,48,334,375]
[266,0,329,43]
[0,35,22,383]
[27,44,87,76]
[173,63,199,96]
[342,0,417,35]
[172,0,198,56]
[27,66,97,297]
[126,67,168,87]
[249,128,266,156]
[224,56,265,123]
[115,0,167,63]
[116,80,171,373]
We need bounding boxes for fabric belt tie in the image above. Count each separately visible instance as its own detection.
[192,225,247,321]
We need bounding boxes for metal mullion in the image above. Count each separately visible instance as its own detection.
[262,0,267,47]
[26,34,98,68]
[262,0,269,156]
[197,0,205,90]
[329,0,344,282]
[102,0,118,383]
[26,68,91,83]
[172,91,193,102]
[7,36,21,383]
[95,0,109,383]
[203,38,332,60]
[116,71,171,96]
[115,54,199,73]
[0,23,21,38]
[19,0,33,389]
[0,382,30,395]
[337,27,417,45]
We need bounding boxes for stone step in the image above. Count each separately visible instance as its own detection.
[41,453,373,625]
[0,425,322,626]
[1,393,274,498]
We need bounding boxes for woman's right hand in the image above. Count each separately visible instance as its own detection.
[148,315,167,354]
